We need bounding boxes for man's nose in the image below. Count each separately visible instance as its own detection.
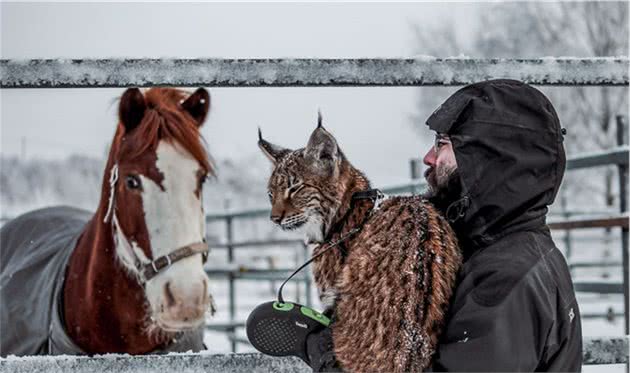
[423,147,436,167]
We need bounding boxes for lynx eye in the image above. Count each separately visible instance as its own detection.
[267,191,273,201]
[288,184,301,197]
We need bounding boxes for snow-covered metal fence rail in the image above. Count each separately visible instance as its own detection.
[0,337,627,372]
[1,58,629,88]
[0,353,309,373]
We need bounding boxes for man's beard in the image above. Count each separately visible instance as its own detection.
[424,168,463,215]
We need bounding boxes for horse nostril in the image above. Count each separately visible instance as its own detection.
[164,281,176,308]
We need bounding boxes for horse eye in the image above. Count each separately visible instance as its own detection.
[125,175,142,190]
[199,174,208,188]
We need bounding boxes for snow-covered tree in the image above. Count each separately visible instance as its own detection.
[411,1,629,212]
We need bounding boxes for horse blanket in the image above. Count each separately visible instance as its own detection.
[0,206,204,356]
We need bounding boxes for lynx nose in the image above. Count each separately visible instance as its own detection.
[270,214,283,224]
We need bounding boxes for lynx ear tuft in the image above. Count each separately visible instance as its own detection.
[258,128,291,165]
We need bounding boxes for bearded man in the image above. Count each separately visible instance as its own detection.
[423,79,582,372]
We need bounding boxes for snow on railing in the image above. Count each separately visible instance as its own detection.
[0,337,627,373]
[0,57,628,88]
[0,353,308,373]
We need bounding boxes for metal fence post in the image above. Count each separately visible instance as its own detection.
[228,271,236,353]
[409,158,422,195]
[616,115,629,337]
[561,192,573,271]
[225,216,236,352]
[226,216,234,262]
[303,242,312,307]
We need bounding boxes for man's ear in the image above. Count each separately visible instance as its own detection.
[119,88,146,133]
[181,88,210,127]
[305,125,341,174]
[258,128,291,165]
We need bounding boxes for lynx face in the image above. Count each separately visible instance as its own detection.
[258,122,345,243]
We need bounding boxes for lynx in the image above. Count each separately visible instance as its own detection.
[258,116,461,372]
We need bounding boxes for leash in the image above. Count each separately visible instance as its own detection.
[245,188,385,363]
[276,189,384,304]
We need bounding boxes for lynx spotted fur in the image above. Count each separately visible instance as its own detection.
[258,118,461,372]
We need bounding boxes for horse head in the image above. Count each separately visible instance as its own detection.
[105,87,214,333]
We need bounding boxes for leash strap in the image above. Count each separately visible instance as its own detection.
[276,189,383,304]
[277,241,340,304]
[351,189,383,201]
[445,195,470,223]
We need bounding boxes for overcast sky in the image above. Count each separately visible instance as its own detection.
[1,2,480,187]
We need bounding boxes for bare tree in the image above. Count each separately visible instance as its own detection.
[411,1,629,211]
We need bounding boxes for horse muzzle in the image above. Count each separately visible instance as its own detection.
[154,276,211,331]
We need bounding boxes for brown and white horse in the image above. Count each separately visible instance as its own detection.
[0,87,215,355]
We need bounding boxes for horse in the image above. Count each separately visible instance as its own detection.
[0,87,216,356]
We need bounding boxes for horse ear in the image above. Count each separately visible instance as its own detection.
[119,88,146,133]
[258,128,291,165]
[181,88,210,127]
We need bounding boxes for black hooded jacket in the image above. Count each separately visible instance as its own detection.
[426,80,582,371]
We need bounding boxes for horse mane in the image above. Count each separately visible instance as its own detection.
[112,87,214,176]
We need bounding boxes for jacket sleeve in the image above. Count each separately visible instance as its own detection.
[429,272,553,372]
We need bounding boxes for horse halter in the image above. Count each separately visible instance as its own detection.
[104,163,209,284]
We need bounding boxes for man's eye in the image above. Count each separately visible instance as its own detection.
[437,140,450,148]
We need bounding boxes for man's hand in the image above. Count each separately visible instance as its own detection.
[305,327,342,372]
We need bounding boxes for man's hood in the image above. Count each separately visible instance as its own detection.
[426,79,566,252]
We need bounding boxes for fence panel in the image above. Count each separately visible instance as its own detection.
[1,57,628,367]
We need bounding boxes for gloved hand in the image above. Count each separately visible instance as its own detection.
[305,326,342,372]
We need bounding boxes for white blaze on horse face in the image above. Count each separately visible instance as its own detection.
[141,141,209,329]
